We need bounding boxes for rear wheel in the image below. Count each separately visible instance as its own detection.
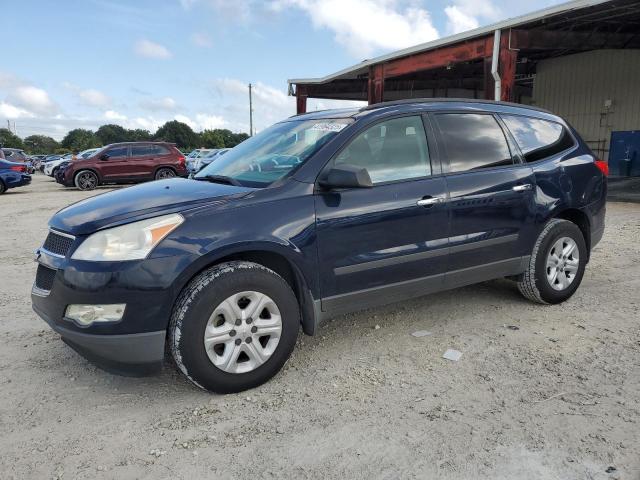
[517,219,587,304]
[169,261,300,393]
[74,170,98,191]
[0,180,6,194]
[155,167,176,180]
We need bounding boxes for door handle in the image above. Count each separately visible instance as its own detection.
[417,196,446,207]
[512,184,532,192]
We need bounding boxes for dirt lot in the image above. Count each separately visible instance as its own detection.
[0,174,638,480]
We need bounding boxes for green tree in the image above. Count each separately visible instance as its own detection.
[61,128,101,152]
[154,121,199,149]
[95,124,128,145]
[0,128,24,149]
[127,128,152,141]
[200,129,225,148]
[23,135,59,154]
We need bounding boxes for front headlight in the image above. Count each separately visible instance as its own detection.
[71,213,184,261]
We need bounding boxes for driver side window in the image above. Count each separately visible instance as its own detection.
[334,115,431,184]
[106,146,128,159]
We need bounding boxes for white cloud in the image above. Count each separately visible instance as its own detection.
[444,0,501,35]
[0,101,35,119]
[104,110,127,121]
[78,88,110,107]
[444,5,479,34]
[270,0,439,57]
[139,96,178,111]
[134,39,173,59]
[190,32,213,48]
[8,85,56,114]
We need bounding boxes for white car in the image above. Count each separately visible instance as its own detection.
[44,148,99,176]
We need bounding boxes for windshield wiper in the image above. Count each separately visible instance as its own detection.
[194,174,242,187]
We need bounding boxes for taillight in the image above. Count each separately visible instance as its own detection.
[178,155,185,166]
[594,160,609,176]
[10,165,26,173]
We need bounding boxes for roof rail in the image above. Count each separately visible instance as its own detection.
[360,97,551,114]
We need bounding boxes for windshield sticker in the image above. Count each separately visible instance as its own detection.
[309,122,348,132]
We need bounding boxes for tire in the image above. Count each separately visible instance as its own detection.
[155,167,176,180]
[517,219,587,304]
[0,180,5,195]
[51,167,58,178]
[169,261,300,393]
[74,170,99,191]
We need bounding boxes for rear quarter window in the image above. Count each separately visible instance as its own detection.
[500,114,575,162]
[433,113,513,173]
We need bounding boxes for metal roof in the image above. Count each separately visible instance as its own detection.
[287,0,612,86]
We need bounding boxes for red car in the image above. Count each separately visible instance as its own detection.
[61,142,187,190]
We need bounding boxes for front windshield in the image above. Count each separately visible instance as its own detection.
[195,118,352,187]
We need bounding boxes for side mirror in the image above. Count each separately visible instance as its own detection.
[320,164,373,189]
[99,153,109,161]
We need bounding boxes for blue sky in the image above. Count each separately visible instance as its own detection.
[1,0,563,139]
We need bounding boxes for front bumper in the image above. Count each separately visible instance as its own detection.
[30,246,190,375]
[33,302,165,375]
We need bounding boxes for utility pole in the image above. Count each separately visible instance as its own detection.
[248,83,253,137]
[6,120,10,131]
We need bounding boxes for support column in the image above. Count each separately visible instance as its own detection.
[499,33,517,102]
[367,64,385,105]
[483,57,494,100]
[296,85,307,114]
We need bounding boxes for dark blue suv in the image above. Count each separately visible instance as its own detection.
[31,100,607,393]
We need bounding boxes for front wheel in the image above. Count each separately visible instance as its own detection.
[517,219,587,304]
[169,261,300,393]
[74,170,98,190]
[0,180,5,194]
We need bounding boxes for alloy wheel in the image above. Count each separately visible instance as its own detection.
[204,291,282,374]
[76,172,97,190]
[546,236,580,291]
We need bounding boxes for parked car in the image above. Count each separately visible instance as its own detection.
[1,148,35,173]
[185,148,216,173]
[39,155,62,172]
[57,142,187,190]
[32,99,607,393]
[187,148,231,175]
[0,159,31,194]
[44,153,73,177]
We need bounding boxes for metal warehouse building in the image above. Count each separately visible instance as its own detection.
[288,0,640,176]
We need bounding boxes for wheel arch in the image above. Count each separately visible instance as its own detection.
[550,207,591,259]
[172,244,318,336]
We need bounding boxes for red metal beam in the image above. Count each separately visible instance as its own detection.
[367,64,385,104]
[382,37,494,78]
[499,34,517,102]
[296,85,307,114]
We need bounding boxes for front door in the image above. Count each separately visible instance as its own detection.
[315,114,450,315]
[100,145,130,179]
[431,112,537,288]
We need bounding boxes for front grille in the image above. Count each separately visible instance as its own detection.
[35,265,57,292]
[42,230,74,257]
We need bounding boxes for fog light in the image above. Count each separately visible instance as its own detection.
[65,304,126,326]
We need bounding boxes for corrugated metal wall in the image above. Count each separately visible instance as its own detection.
[532,49,640,160]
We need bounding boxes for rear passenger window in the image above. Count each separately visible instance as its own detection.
[131,145,154,156]
[501,115,575,162]
[334,115,431,184]
[434,113,513,173]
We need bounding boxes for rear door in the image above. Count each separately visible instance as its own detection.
[99,145,130,179]
[130,144,156,178]
[431,112,536,287]
[315,114,450,315]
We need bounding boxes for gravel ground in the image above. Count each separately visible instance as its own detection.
[1,174,639,480]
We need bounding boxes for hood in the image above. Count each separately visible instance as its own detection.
[50,178,253,235]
